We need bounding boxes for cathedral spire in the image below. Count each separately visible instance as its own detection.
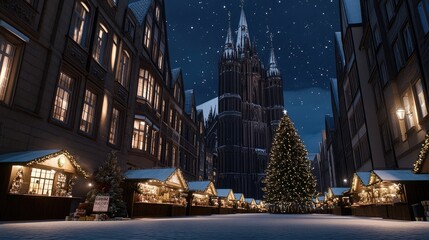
[268,33,281,77]
[223,11,236,59]
[236,0,251,55]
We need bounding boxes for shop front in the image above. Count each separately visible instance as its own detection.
[234,193,246,213]
[124,168,188,218]
[349,172,380,218]
[216,189,236,214]
[0,149,90,220]
[187,181,217,216]
[326,187,351,215]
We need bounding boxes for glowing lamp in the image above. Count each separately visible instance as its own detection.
[396,108,406,120]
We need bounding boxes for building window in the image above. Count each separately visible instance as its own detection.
[403,24,414,57]
[29,168,55,196]
[124,16,135,41]
[93,23,108,65]
[108,0,118,7]
[109,107,120,145]
[143,14,152,49]
[111,34,119,71]
[70,1,90,48]
[0,36,16,103]
[158,136,163,161]
[418,0,429,34]
[150,128,158,156]
[158,41,165,70]
[393,39,404,71]
[152,26,159,61]
[172,146,177,167]
[154,84,161,112]
[403,93,415,129]
[414,79,428,119]
[381,123,392,152]
[137,69,154,104]
[52,72,74,123]
[373,24,382,47]
[155,6,160,22]
[80,89,97,134]
[132,118,150,151]
[117,50,130,88]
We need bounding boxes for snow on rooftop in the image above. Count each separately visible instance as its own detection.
[356,172,371,185]
[217,189,233,198]
[373,170,429,182]
[0,149,61,163]
[197,97,218,120]
[330,187,349,196]
[188,181,211,192]
[124,168,176,182]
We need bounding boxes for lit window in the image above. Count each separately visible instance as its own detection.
[403,93,415,129]
[29,168,55,196]
[144,21,152,49]
[136,69,154,105]
[52,72,74,123]
[132,118,150,151]
[158,41,164,70]
[418,0,429,34]
[154,84,161,112]
[0,36,16,103]
[70,2,90,47]
[158,137,163,161]
[415,79,428,118]
[93,24,108,65]
[150,128,158,155]
[172,146,176,167]
[152,26,159,60]
[109,107,120,145]
[108,0,118,7]
[80,89,97,134]
[117,50,130,88]
[155,6,160,21]
[111,34,118,71]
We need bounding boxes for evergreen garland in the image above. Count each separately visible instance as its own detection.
[263,113,316,213]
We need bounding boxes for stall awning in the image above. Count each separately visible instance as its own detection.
[0,149,89,178]
[234,193,245,202]
[370,170,429,185]
[217,189,235,200]
[188,181,217,196]
[124,168,188,190]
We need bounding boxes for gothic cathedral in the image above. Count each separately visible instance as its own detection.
[217,5,285,199]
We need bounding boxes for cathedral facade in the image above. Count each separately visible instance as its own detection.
[217,6,285,199]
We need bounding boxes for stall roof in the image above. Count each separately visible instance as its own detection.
[125,168,176,182]
[356,172,371,185]
[188,181,217,195]
[329,187,349,196]
[371,170,429,183]
[234,193,244,202]
[245,198,256,205]
[217,189,234,199]
[255,200,264,206]
[0,149,89,177]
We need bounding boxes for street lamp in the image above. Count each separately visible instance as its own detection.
[343,178,348,184]
[396,108,406,120]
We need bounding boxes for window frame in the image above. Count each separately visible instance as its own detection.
[108,106,122,147]
[79,88,98,136]
[0,32,22,105]
[51,70,78,127]
[69,1,91,49]
[92,22,109,66]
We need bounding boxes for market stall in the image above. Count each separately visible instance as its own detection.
[349,172,380,217]
[216,189,236,214]
[255,200,267,213]
[187,181,217,216]
[245,198,257,213]
[124,168,188,218]
[234,193,246,213]
[0,149,90,220]
[313,196,327,213]
[326,187,351,215]
[367,170,429,220]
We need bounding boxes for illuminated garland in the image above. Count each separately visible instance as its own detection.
[414,131,429,174]
[26,149,91,178]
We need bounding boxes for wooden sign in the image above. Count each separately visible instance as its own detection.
[93,195,110,212]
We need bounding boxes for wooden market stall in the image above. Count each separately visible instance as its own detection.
[349,172,380,217]
[326,187,351,215]
[255,200,267,213]
[216,189,236,214]
[124,168,188,218]
[0,149,90,220]
[313,196,327,213]
[245,198,257,213]
[234,193,246,213]
[187,181,217,216]
[365,170,429,220]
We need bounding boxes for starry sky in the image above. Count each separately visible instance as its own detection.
[165,0,339,155]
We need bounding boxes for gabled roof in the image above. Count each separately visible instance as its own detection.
[217,189,235,200]
[244,198,256,205]
[370,170,429,184]
[0,149,90,177]
[356,172,371,185]
[124,168,188,190]
[234,193,245,202]
[171,68,182,87]
[328,187,349,197]
[188,181,217,196]
[128,0,153,25]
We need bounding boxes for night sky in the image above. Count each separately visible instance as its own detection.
[165,0,340,155]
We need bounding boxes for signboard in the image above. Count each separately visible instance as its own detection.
[93,196,110,212]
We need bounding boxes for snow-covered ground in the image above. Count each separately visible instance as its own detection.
[1,214,428,239]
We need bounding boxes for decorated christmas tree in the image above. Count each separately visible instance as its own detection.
[263,113,316,213]
[86,151,127,217]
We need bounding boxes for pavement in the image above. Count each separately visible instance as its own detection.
[1,214,429,239]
